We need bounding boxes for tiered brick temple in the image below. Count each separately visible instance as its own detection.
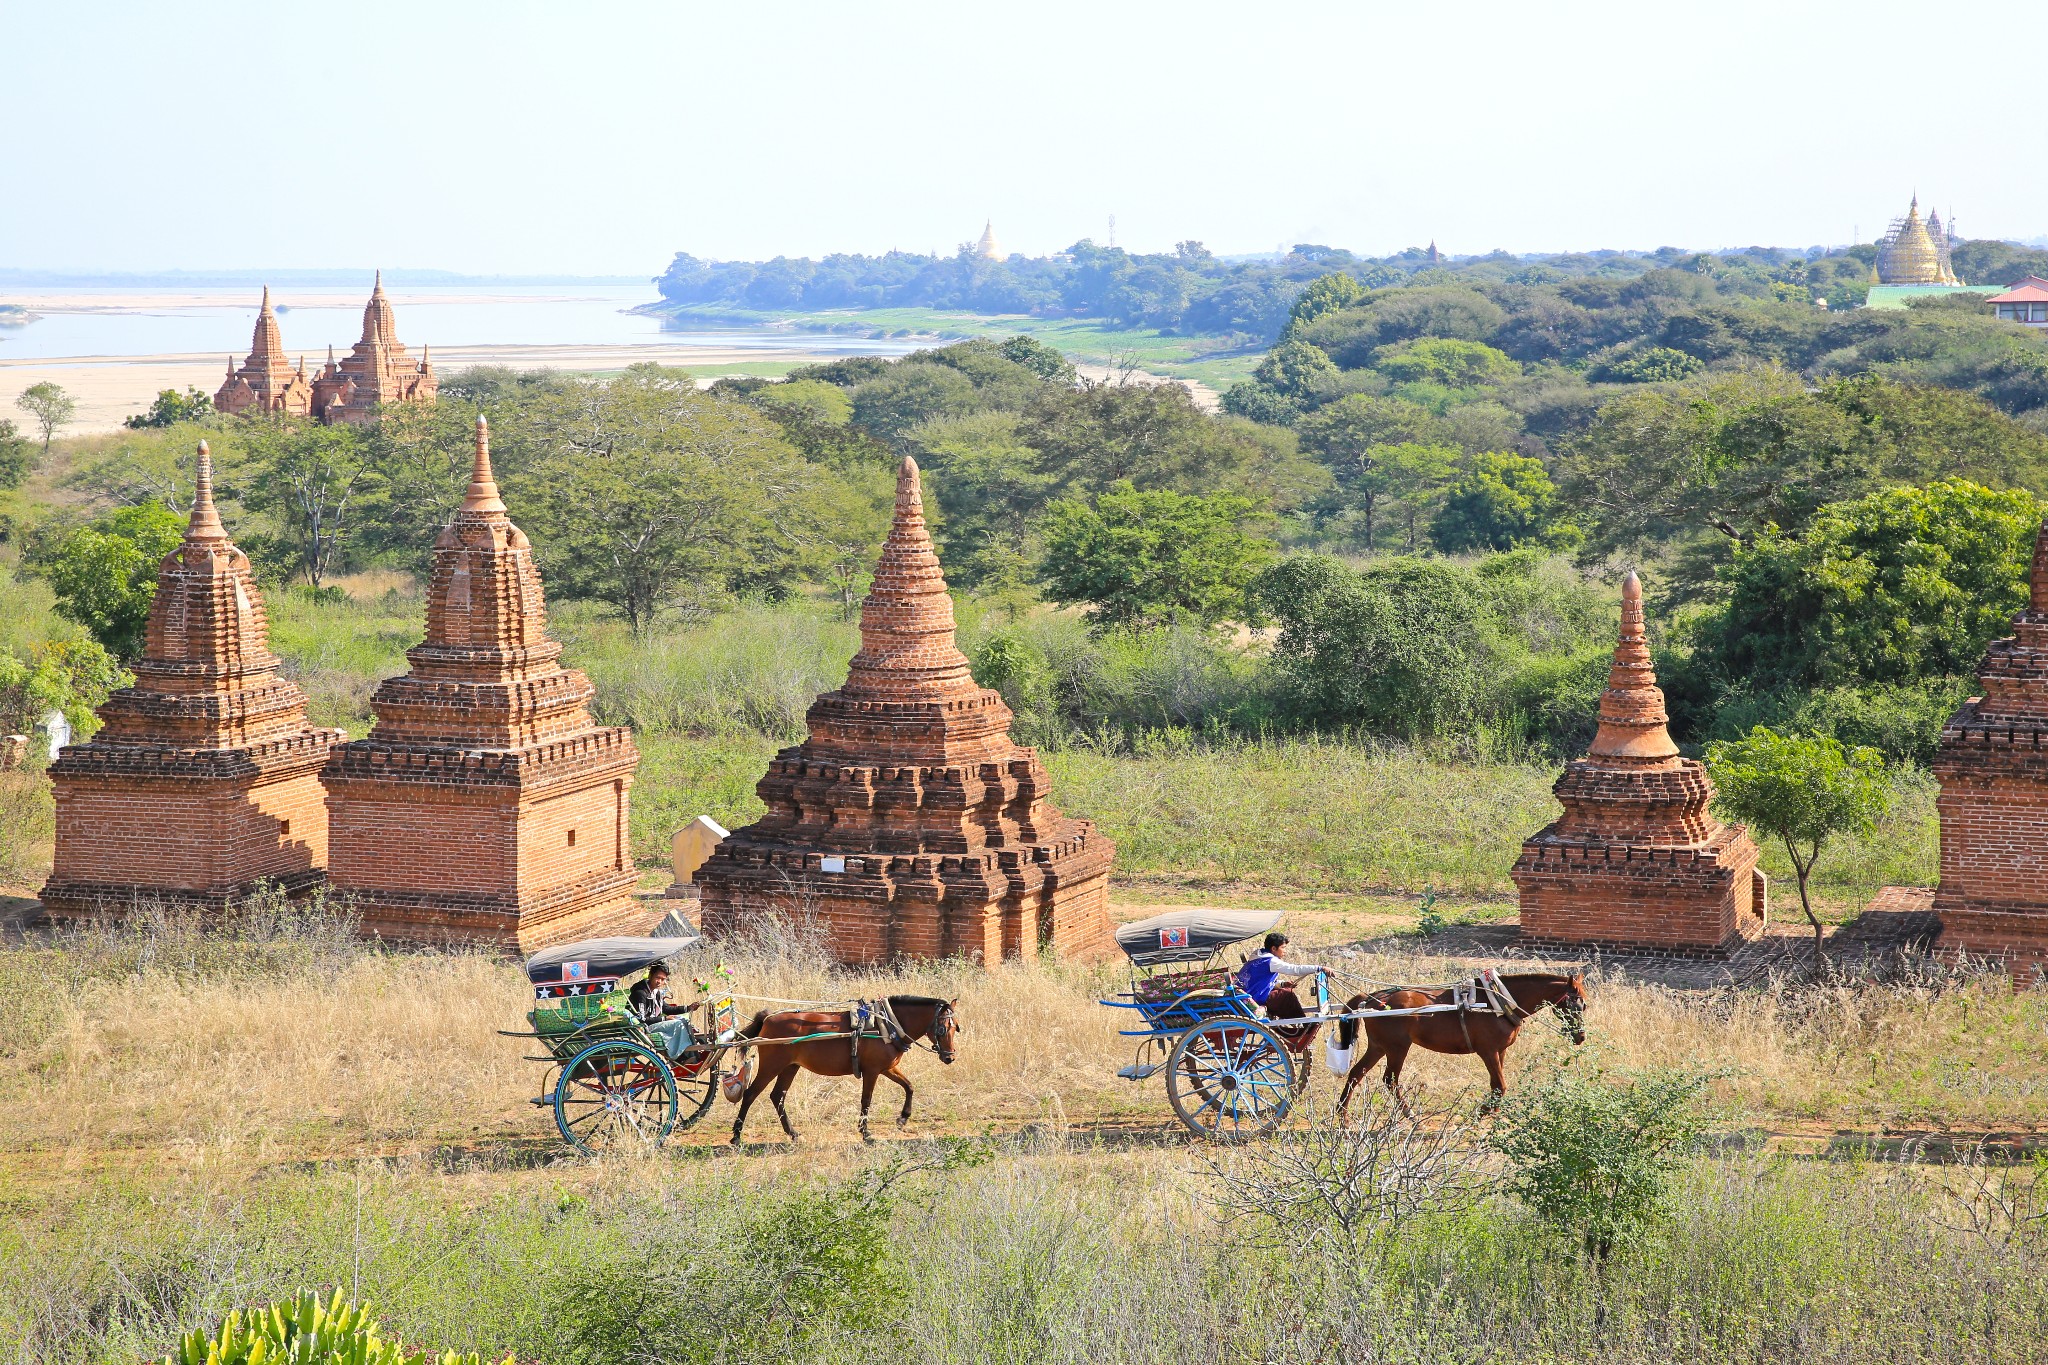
[213,276,435,425]
[1933,518,2048,976]
[321,416,643,950]
[312,273,437,425]
[1512,573,1767,955]
[41,442,343,919]
[696,457,1115,965]
[214,287,316,418]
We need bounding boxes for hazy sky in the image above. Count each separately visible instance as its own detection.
[4,0,2039,276]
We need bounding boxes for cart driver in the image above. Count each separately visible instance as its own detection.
[628,963,707,1060]
[1236,932,1326,1020]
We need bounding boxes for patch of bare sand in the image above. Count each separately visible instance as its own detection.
[0,342,895,434]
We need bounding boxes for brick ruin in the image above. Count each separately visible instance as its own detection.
[695,456,1115,965]
[1933,518,2048,976]
[41,442,343,919]
[321,416,644,951]
[215,274,436,424]
[1513,572,1767,956]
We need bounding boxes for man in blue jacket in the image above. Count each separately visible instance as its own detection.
[1237,931,1326,1016]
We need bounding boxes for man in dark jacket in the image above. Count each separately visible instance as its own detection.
[628,963,705,1059]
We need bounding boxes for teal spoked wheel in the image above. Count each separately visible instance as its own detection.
[554,1039,680,1155]
[1165,1016,1296,1142]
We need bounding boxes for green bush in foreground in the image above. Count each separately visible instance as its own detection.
[1489,1058,1717,1260]
[163,1288,507,1365]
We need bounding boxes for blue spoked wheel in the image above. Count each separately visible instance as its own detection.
[554,1039,680,1155]
[1165,1016,1296,1141]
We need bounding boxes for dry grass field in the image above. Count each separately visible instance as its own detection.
[2,904,2045,1363]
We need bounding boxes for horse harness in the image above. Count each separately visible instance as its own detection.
[1451,968,1528,1052]
[847,998,953,1079]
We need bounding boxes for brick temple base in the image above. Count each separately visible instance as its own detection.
[41,743,333,920]
[1517,844,1768,957]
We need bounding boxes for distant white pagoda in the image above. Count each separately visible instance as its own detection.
[975,220,1001,260]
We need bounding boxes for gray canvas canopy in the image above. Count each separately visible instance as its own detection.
[1114,909,1284,967]
[524,933,703,985]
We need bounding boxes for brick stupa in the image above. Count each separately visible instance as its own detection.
[1512,573,1766,955]
[1934,519,2048,975]
[321,416,643,950]
[696,457,1115,965]
[42,442,343,919]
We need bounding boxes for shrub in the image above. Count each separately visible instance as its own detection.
[550,1174,902,1365]
[23,501,186,657]
[1430,452,1579,554]
[162,1288,508,1365]
[1489,1059,1716,1259]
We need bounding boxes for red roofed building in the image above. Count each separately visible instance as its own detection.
[1990,276,2048,330]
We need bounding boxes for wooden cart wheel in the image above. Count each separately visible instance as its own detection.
[1165,1016,1295,1142]
[554,1039,680,1155]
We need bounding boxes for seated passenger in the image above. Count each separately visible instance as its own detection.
[1236,932,1325,1020]
[628,963,706,1060]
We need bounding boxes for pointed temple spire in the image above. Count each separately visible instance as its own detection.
[696,457,1116,965]
[186,439,228,543]
[461,413,507,514]
[839,456,976,703]
[1586,571,1680,761]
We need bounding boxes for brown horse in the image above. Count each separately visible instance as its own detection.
[1334,972,1586,1119]
[729,996,959,1144]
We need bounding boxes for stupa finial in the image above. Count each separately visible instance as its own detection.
[1586,570,1680,761]
[462,414,506,514]
[187,440,228,542]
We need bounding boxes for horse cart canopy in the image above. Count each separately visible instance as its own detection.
[523,933,702,985]
[1114,908,1283,967]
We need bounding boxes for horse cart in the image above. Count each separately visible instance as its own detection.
[504,933,743,1155]
[1101,909,1572,1141]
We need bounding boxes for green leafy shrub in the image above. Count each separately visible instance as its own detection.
[551,1176,901,1365]
[1489,1060,1716,1259]
[162,1288,508,1365]
[23,501,186,657]
[1592,346,1704,383]
[1430,452,1579,554]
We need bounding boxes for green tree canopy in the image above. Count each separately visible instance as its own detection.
[1252,554,1494,736]
[510,373,872,634]
[1707,726,1892,962]
[1556,370,2048,563]
[0,418,32,490]
[124,387,215,430]
[1017,383,1276,497]
[1371,337,1519,388]
[1430,451,1576,554]
[1699,479,2045,692]
[15,381,76,454]
[1251,339,1341,401]
[1283,272,1368,337]
[24,501,186,657]
[1035,483,1274,632]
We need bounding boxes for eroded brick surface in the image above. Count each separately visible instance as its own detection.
[1934,520,2048,977]
[1513,573,1765,956]
[43,443,344,918]
[322,418,642,952]
[697,457,1115,966]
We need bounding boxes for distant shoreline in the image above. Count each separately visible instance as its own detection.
[0,269,648,288]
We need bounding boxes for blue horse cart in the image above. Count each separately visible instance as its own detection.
[1100,909,1331,1141]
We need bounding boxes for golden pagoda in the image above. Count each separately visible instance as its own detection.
[1876,195,1961,286]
